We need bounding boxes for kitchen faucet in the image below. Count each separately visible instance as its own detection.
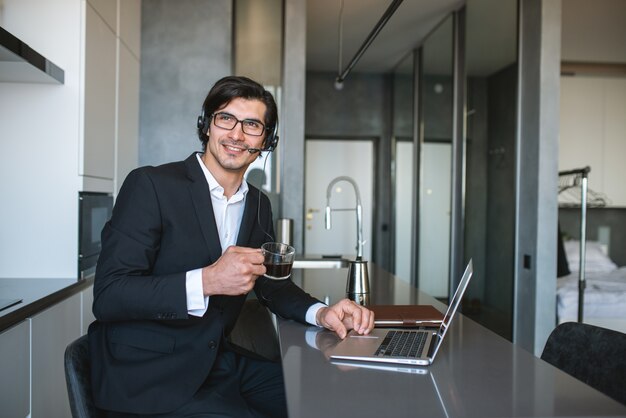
[324,176,364,260]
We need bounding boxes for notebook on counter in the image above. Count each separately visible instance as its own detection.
[329,259,473,366]
[370,304,444,328]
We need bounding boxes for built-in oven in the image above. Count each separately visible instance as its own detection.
[78,192,113,279]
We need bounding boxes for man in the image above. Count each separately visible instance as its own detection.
[88,76,374,418]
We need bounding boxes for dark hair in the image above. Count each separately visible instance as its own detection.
[197,76,278,150]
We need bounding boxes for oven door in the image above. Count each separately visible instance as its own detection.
[79,192,113,278]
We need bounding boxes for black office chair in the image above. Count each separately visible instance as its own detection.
[541,322,626,405]
[63,301,278,418]
[64,334,102,418]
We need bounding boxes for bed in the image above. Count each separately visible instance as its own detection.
[557,240,626,333]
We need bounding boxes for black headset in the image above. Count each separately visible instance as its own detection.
[197,108,279,153]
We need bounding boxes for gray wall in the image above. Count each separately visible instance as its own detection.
[514,0,561,355]
[306,72,388,137]
[485,63,518,339]
[464,77,488,306]
[234,0,282,86]
[139,0,232,167]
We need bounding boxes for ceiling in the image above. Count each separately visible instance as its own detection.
[306,0,464,74]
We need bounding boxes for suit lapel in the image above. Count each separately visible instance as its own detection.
[236,183,257,246]
[184,153,223,263]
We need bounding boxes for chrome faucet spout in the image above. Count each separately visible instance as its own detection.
[324,176,364,259]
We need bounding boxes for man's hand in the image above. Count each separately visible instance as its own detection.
[316,299,375,339]
[201,246,265,296]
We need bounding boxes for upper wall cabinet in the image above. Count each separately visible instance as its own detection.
[88,0,118,31]
[560,76,626,207]
[119,0,142,58]
[81,0,142,192]
[82,2,117,182]
[0,26,65,84]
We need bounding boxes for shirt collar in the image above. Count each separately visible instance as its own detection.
[196,153,248,201]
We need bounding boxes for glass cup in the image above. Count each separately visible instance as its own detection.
[261,242,295,280]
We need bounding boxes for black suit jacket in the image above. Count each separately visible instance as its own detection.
[88,153,319,414]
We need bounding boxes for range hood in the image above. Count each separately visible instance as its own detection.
[0,26,64,84]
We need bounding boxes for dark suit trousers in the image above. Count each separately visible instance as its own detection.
[102,349,288,418]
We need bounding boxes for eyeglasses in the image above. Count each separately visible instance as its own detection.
[211,112,266,136]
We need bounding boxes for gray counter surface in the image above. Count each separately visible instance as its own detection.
[0,278,91,332]
[280,264,626,417]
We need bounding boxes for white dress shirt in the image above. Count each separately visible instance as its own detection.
[185,154,325,325]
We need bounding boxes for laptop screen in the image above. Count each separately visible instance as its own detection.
[430,260,473,360]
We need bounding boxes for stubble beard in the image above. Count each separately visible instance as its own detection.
[207,139,254,173]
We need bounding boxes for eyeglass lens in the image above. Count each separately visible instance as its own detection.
[213,112,265,136]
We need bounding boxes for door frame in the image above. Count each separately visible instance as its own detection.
[304,135,380,260]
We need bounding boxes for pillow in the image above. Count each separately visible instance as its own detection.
[564,240,617,273]
[557,225,570,277]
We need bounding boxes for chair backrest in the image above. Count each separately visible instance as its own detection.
[541,322,626,405]
[64,334,101,418]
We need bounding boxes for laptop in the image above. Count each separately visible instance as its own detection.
[329,259,473,366]
[329,361,452,417]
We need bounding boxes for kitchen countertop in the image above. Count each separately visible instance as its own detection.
[0,253,352,333]
[0,277,93,332]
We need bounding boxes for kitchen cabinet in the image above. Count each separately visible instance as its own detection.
[0,320,30,418]
[116,37,141,193]
[560,76,626,207]
[0,0,141,278]
[81,0,142,193]
[119,0,142,59]
[88,0,118,31]
[0,279,93,418]
[82,2,117,183]
[31,293,82,418]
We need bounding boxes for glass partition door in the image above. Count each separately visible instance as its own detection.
[418,15,454,299]
[392,52,415,283]
[463,0,518,339]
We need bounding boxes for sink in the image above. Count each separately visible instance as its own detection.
[293,256,349,269]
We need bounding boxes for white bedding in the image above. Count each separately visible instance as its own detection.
[556,240,626,323]
[557,267,626,319]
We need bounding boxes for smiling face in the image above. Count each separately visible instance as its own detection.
[202,97,267,182]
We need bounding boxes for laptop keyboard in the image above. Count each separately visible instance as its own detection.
[375,330,427,358]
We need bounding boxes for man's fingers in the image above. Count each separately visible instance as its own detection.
[319,299,375,338]
[223,246,264,266]
[346,302,363,332]
[336,299,375,335]
[323,310,348,339]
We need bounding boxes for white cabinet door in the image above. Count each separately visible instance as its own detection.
[82,2,117,182]
[31,293,82,418]
[0,321,30,418]
[116,42,141,193]
[87,0,118,31]
[119,0,142,58]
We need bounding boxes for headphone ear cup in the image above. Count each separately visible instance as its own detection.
[268,134,278,152]
[265,124,279,151]
[197,109,209,134]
